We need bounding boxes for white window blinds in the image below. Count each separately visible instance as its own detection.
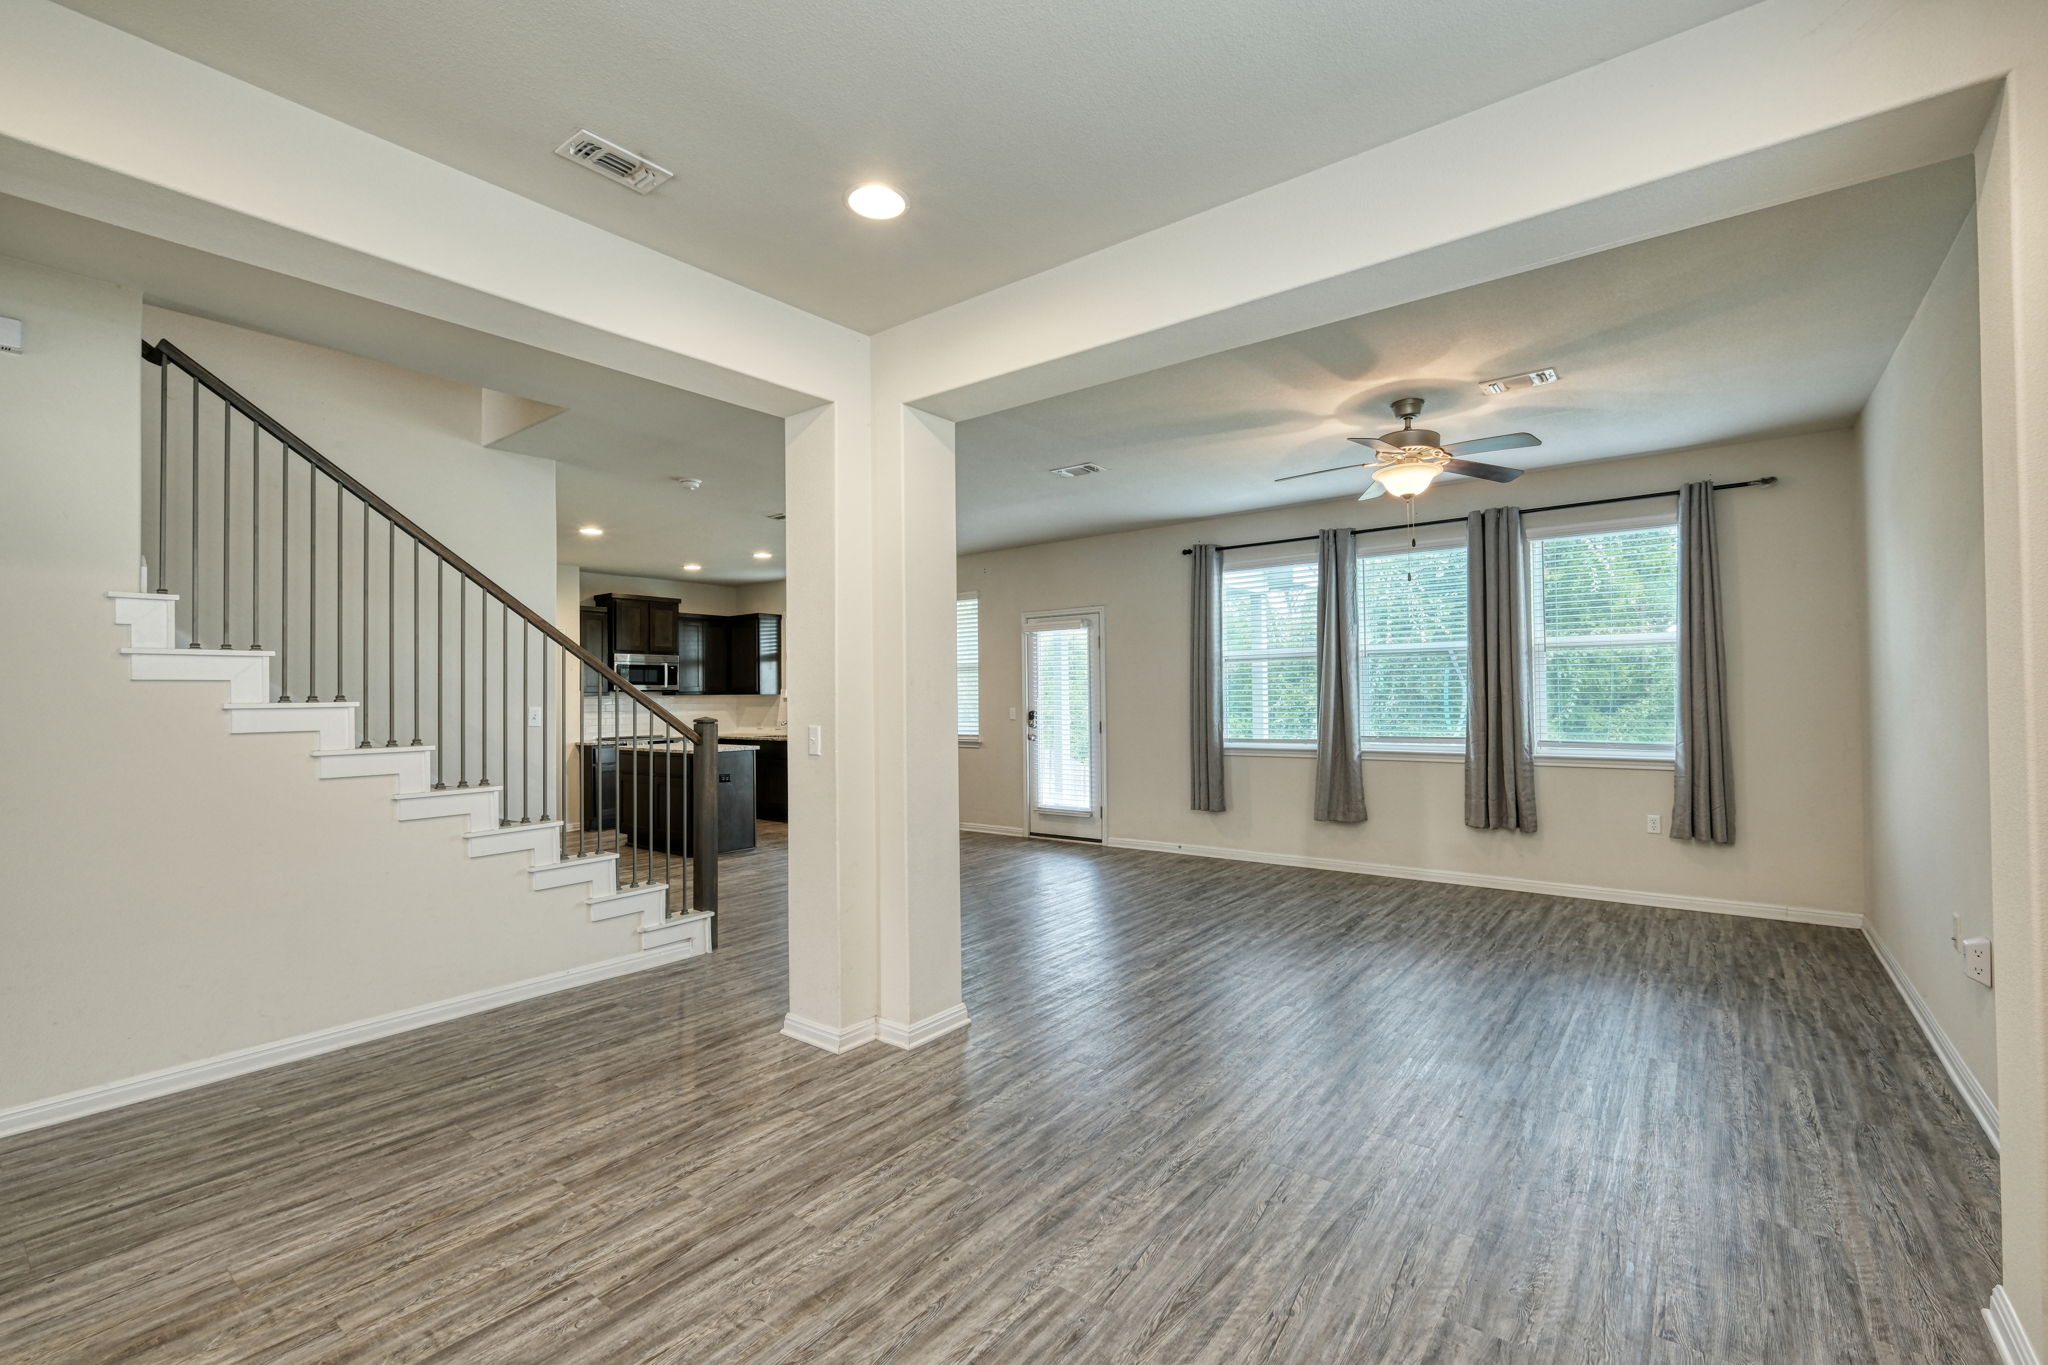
[1355,544,1468,747]
[1220,555,1318,744]
[1528,523,1680,755]
[956,595,979,737]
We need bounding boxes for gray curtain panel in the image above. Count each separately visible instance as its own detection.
[1189,543,1227,812]
[1314,529,1368,823]
[1672,481,1735,843]
[1464,507,1538,832]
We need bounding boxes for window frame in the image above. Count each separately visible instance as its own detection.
[1353,526,1470,758]
[1522,509,1681,766]
[1218,544,1321,753]
[956,592,981,746]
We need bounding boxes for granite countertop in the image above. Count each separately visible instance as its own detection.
[576,737,759,751]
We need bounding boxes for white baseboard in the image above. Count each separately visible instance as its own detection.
[1864,927,1999,1151]
[781,1013,879,1053]
[1988,1287,2040,1365]
[960,822,1026,837]
[1101,836,1864,930]
[0,940,709,1140]
[877,1003,971,1050]
[783,1003,971,1054]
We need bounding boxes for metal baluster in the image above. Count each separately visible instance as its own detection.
[278,448,292,701]
[411,541,423,746]
[386,520,397,746]
[333,485,346,702]
[479,597,490,791]
[663,719,673,900]
[251,428,261,652]
[500,602,510,822]
[575,659,585,857]
[358,501,370,742]
[188,372,200,645]
[433,561,446,789]
[610,691,620,869]
[155,360,168,593]
[520,625,531,822]
[309,470,318,697]
[221,398,232,647]
[457,579,468,787]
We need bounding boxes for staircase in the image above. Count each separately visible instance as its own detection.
[126,338,719,957]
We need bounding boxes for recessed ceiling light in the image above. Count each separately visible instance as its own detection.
[847,183,906,220]
[682,563,703,572]
[1479,368,1558,396]
[578,525,604,536]
[752,551,774,560]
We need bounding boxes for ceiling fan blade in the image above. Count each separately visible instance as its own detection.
[1442,458,1524,483]
[1357,480,1386,501]
[1347,435,1402,452]
[1274,462,1366,483]
[1441,432,1540,457]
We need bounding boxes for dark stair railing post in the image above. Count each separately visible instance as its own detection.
[693,716,719,931]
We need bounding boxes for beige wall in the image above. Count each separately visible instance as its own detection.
[959,432,1868,917]
[0,258,640,1116]
[1858,220,1997,1102]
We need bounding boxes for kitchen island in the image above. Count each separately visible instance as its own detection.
[577,739,757,854]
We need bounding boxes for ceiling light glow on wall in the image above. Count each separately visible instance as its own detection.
[847,183,907,220]
[1371,459,1441,499]
[682,563,703,572]
[752,551,773,560]
[578,525,604,536]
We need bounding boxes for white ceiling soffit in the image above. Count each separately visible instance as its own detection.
[52,0,1760,332]
[954,158,1975,555]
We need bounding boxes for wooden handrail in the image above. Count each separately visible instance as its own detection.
[144,339,703,746]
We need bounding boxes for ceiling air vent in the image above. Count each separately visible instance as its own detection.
[1051,462,1105,478]
[555,130,672,194]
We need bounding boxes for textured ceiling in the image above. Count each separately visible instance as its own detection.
[54,0,1759,331]
[954,160,1976,553]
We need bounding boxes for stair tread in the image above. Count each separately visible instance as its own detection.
[223,700,359,710]
[313,745,435,756]
[463,821,566,838]
[123,646,274,657]
[391,785,503,799]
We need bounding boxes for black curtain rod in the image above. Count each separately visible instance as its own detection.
[1180,477,1777,556]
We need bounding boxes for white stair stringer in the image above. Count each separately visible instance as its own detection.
[106,591,705,958]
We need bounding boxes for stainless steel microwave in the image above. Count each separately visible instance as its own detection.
[613,653,680,692]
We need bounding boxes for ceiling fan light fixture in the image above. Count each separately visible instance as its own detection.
[1372,459,1442,499]
[1479,368,1559,396]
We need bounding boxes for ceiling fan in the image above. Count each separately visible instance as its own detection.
[1277,396,1540,500]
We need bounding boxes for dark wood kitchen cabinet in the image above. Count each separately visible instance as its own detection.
[721,614,782,695]
[579,608,609,695]
[675,613,727,694]
[751,737,788,821]
[595,593,679,657]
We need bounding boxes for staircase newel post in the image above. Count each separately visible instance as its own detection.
[692,716,720,937]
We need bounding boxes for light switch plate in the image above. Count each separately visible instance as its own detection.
[528,705,543,727]
[807,724,823,756]
[0,316,22,354]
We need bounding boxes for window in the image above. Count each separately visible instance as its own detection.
[956,594,980,740]
[1355,541,1468,750]
[1527,520,1680,758]
[1221,553,1319,746]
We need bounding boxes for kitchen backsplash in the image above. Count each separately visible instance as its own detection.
[583,691,786,739]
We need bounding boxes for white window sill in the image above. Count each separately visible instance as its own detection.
[1535,751,1674,770]
[1225,743,1316,758]
[958,736,983,748]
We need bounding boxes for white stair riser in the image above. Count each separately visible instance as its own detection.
[110,592,176,648]
[128,651,271,703]
[537,855,617,898]
[465,822,563,863]
[589,880,668,924]
[314,748,433,792]
[226,704,358,751]
[393,788,502,833]
[641,912,712,953]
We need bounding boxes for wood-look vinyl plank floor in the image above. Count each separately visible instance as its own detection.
[0,828,2001,1363]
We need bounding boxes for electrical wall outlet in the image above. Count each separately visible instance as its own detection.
[1646,813,1661,835]
[1963,937,1993,987]
[528,705,543,728]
